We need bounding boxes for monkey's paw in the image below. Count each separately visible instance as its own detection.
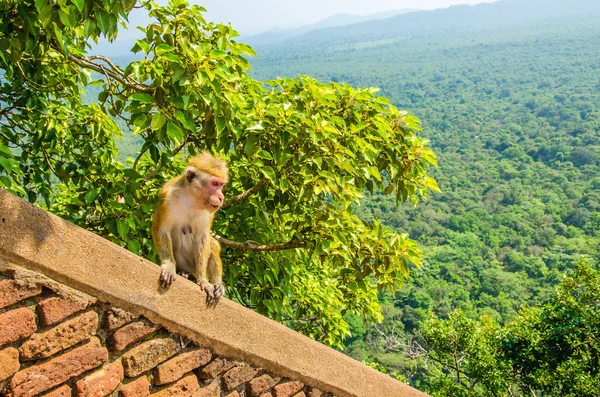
[213,283,225,301]
[160,268,177,288]
[199,280,215,305]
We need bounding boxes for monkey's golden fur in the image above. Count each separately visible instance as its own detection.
[151,152,228,305]
[188,152,229,183]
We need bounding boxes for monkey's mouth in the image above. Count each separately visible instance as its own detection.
[210,204,220,209]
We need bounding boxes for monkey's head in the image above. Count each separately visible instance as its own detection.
[185,152,229,212]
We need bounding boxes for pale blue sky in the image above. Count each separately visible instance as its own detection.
[126,0,497,36]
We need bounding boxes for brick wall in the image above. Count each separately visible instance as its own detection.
[0,268,328,397]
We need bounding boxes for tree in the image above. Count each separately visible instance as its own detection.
[378,260,600,396]
[0,0,438,346]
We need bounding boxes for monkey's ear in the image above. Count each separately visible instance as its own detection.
[185,167,197,183]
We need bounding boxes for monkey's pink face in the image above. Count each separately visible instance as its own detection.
[202,176,226,211]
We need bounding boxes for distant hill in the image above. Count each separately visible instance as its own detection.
[243,9,418,46]
[256,0,600,47]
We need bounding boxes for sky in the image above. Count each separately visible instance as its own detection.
[125,0,498,37]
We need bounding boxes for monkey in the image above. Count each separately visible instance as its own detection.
[152,152,228,305]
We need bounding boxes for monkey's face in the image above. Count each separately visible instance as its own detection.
[185,168,226,212]
[202,176,226,211]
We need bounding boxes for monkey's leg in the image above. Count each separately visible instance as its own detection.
[208,237,225,303]
[195,234,216,305]
[156,231,177,288]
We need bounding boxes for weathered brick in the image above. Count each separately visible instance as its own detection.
[7,338,108,397]
[0,347,19,381]
[0,307,36,346]
[37,297,85,326]
[307,389,323,397]
[19,311,98,360]
[260,393,273,397]
[119,376,150,397]
[154,348,212,385]
[0,279,41,309]
[198,357,235,379]
[223,366,259,391]
[273,381,304,397]
[105,308,138,331]
[149,374,199,397]
[248,374,280,397]
[293,393,307,397]
[225,392,240,397]
[121,338,179,377]
[75,360,124,397]
[191,380,220,397]
[108,319,160,351]
[40,385,72,397]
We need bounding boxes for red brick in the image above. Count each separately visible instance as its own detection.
[7,338,108,397]
[154,348,212,385]
[119,376,150,397]
[249,374,280,397]
[225,392,240,397]
[0,307,36,346]
[191,380,220,397]
[198,357,235,379]
[223,366,259,391]
[37,297,85,326]
[121,338,179,377]
[19,311,98,360]
[75,360,124,397]
[273,381,304,397]
[0,347,19,381]
[293,393,306,397]
[260,393,273,397]
[149,374,199,397]
[0,279,41,309]
[108,319,160,351]
[40,385,72,397]
[105,308,138,331]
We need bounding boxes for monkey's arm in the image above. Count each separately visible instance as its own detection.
[154,230,177,288]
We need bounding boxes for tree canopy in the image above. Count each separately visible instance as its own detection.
[0,0,437,346]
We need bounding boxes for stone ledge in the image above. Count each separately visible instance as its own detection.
[0,189,426,397]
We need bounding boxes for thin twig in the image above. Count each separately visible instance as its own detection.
[212,234,306,251]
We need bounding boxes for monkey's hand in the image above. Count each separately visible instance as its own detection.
[160,262,177,288]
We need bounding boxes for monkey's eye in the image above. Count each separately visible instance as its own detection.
[212,181,221,187]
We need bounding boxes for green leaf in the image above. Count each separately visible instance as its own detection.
[166,121,183,142]
[261,166,276,183]
[156,44,175,55]
[71,0,83,12]
[84,188,101,203]
[117,220,129,239]
[132,93,153,103]
[151,113,167,131]
[134,39,150,54]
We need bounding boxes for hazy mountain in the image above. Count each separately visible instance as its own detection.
[261,0,600,47]
[243,9,418,46]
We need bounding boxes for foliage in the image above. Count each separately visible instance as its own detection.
[0,0,437,347]
[366,261,600,396]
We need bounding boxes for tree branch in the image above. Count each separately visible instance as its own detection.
[222,177,269,209]
[212,234,306,251]
[67,53,154,94]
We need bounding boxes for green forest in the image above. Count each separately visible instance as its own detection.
[1,0,599,395]
[250,0,600,394]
